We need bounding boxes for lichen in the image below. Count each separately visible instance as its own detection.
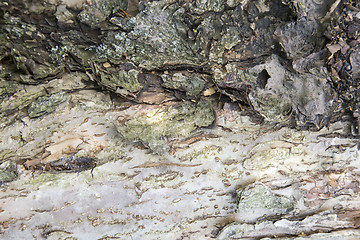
[28,92,68,118]
[1,14,66,83]
[249,92,292,122]
[193,0,225,14]
[78,0,128,28]
[29,172,75,187]
[116,101,215,153]
[217,222,255,240]
[209,27,242,62]
[0,0,358,239]
[238,184,294,213]
[0,89,46,114]
[0,72,88,117]
[161,73,206,97]
[96,1,202,70]
[50,31,96,67]
[0,161,17,184]
[99,69,142,95]
[0,79,17,98]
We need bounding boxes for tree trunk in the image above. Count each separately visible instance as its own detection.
[0,0,360,239]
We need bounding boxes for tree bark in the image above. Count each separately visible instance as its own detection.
[0,0,360,239]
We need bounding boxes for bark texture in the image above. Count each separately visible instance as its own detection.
[0,0,360,239]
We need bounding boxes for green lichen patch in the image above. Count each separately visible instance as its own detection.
[0,161,17,184]
[1,14,66,83]
[78,0,128,28]
[217,222,255,240]
[49,32,96,68]
[237,183,294,222]
[243,148,291,171]
[193,0,225,14]
[0,72,88,116]
[0,79,17,98]
[29,172,71,187]
[99,69,142,97]
[161,73,206,97]
[28,92,68,118]
[249,92,292,122]
[239,184,293,210]
[209,26,242,62]
[115,101,215,153]
[0,88,47,116]
[96,1,202,70]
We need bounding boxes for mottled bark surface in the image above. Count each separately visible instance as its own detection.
[0,0,360,239]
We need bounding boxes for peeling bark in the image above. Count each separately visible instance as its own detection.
[1,0,360,239]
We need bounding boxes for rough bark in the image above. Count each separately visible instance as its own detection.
[0,0,360,239]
